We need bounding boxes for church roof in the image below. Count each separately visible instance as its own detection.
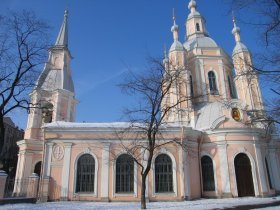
[195,102,225,131]
[184,36,218,51]
[170,40,184,52]
[55,10,68,47]
[36,67,74,92]
[43,121,187,129]
[232,42,249,56]
[35,9,74,93]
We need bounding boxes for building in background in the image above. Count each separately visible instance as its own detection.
[14,0,280,202]
[0,117,24,177]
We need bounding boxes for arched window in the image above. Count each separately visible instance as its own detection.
[190,75,194,98]
[208,71,218,95]
[155,154,173,193]
[196,23,200,32]
[116,154,134,193]
[76,154,95,193]
[34,161,42,176]
[41,102,53,123]
[228,75,236,99]
[265,158,273,189]
[201,156,215,191]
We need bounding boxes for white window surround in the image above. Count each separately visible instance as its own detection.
[200,152,218,195]
[151,149,178,197]
[112,152,138,198]
[73,151,99,197]
[231,149,259,197]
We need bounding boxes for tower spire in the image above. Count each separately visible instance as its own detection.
[55,9,69,47]
[232,13,241,43]
[188,0,197,13]
[171,8,179,41]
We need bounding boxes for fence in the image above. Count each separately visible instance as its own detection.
[0,170,39,202]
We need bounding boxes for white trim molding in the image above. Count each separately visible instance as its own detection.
[217,143,231,194]
[73,149,99,197]
[61,143,72,199]
[200,152,218,196]
[151,148,178,197]
[112,152,138,198]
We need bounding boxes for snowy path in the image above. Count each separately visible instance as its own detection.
[1,196,280,210]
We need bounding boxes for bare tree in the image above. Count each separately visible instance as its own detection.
[228,0,280,127]
[0,11,50,166]
[117,57,198,209]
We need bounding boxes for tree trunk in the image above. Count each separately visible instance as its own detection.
[141,174,147,209]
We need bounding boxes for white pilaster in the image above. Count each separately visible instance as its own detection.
[44,143,54,177]
[218,60,227,99]
[61,143,72,199]
[179,147,185,198]
[218,143,231,194]
[199,59,207,101]
[101,143,110,201]
[255,144,268,194]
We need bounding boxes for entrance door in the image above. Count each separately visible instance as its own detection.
[234,153,255,197]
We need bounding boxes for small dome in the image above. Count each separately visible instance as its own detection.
[169,40,184,52]
[184,37,218,51]
[188,0,197,10]
[232,26,240,35]
[171,24,179,32]
[232,42,249,56]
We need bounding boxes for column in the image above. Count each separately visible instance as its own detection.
[61,143,72,200]
[217,144,231,196]
[101,143,110,201]
[255,144,268,195]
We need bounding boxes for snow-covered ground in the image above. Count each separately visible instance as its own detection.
[1,196,280,210]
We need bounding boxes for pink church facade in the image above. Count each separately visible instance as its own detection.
[14,0,280,202]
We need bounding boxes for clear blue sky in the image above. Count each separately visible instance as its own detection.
[1,0,267,128]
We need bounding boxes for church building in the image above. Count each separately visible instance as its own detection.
[14,0,280,202]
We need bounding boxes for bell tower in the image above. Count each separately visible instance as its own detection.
[25,10,77,140]
[185,0,208,40]
[232,17,263,112]
[162,11,192,124]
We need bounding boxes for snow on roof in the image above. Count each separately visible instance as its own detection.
[43,121,186,129]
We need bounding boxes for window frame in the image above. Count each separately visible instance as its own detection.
[201,155,216,192]
[74,152,98,196]
[113,152,138,197]
[115,154,135,194]
[208,71,219,95]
